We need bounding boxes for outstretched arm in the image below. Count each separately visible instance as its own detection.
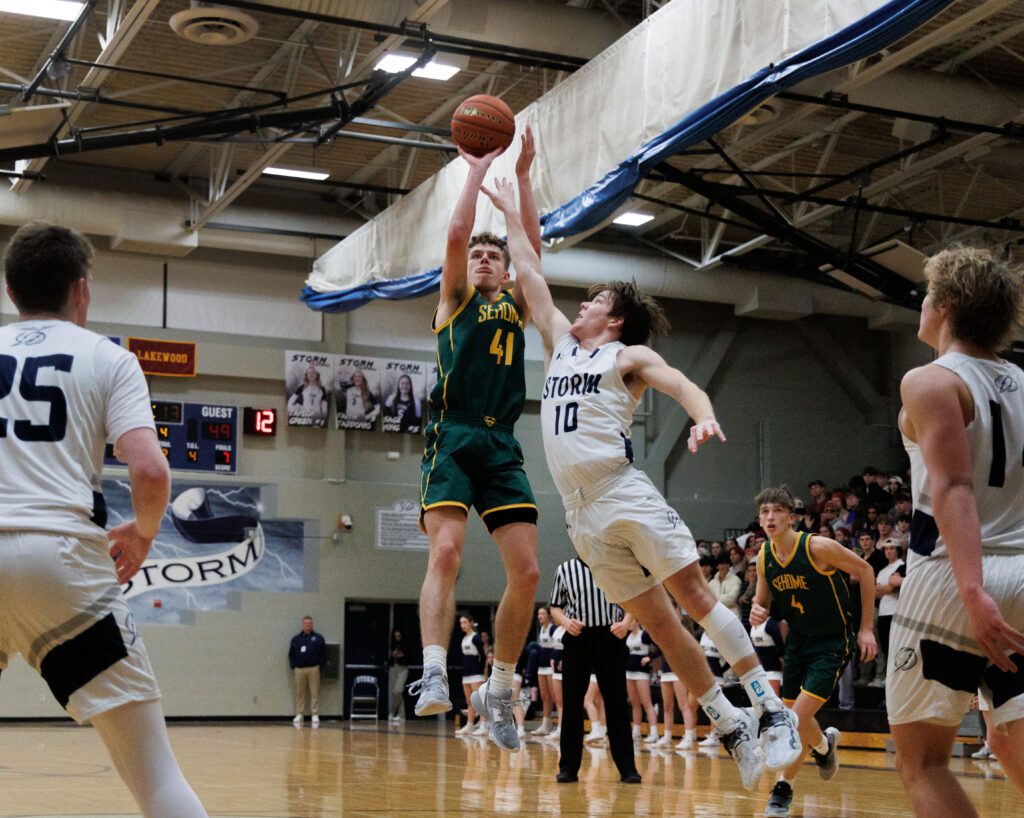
[616,345,726,453]
[482,178,570,353]
[512,126,541,325]
[440,146,504,310]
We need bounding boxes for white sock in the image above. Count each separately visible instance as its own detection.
[697,684,742,733]
[698,603,757,669]
[489,660,515,692]
[92,700,207,818]
[812,733,829,754]
[686,729,696,740]
[739,665,776,712]
[423,645,447,674]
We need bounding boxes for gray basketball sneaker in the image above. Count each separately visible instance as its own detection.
[409,666,452,717]
[758,698,802,771]
[471,681,520,752]
[720,707,765,791]
[764,780,793,817]
[811,726,841,780]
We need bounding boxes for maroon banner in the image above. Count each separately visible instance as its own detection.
[128,337,197,377]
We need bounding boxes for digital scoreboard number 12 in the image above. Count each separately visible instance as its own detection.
[243,407,277,437]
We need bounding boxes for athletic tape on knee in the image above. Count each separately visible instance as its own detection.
[697,602,754,669]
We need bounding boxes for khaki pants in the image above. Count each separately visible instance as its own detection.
[294,666,321,716]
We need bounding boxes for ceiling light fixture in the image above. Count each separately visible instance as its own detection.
[0,0,85,21]
[263,166,330,182]
[374,53,461,82]
[613,212,655,227]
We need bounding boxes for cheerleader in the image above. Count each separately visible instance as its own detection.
[655,606,698,750]
[532,607,557,736]
[698,627,730,748]
[583,676,607,745]
[546,624,566,741]
[625,621,659,743]
[456,613,486,736]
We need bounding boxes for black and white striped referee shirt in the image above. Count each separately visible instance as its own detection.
[549,558,623,627]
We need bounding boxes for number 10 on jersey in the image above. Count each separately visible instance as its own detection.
[553,401,578,435]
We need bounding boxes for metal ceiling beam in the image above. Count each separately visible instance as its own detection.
[166,19,320,177]
[633,0,1016,239]
[21,0,97,102]
[11,0,161,193]
[185,0,451,231]
[655,161,916,302]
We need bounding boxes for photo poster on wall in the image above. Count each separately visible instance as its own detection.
[381,359,427,434]
[426,362,439,417]
[284,350,333,428]
[334,355,382,431]
[102,478,307,624]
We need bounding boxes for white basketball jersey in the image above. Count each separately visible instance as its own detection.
[541,333,639,497]
[903,351,1024,561]
[0,320,154,541]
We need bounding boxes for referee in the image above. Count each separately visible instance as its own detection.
[550,557,640,784]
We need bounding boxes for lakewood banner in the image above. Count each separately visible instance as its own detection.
[103,479,308,624]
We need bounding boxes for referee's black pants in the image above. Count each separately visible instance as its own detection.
[559,626,636,778]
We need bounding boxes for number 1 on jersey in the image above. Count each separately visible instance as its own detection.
[489,328,514,366]
[554,402,579,435]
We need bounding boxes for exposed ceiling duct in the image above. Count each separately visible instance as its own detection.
[169,3,260,46]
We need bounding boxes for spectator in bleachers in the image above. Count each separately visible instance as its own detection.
[876,517,895,546]
[709,541,724,561]
[727,544,747,578]
[806,479,828,517]
[862,467,891,511]
[874,538,905,691]
[863,504,880,534]
[709,553,742,618]
[834,527,852,550]
[738,562,758,631]
[887,492,913,525]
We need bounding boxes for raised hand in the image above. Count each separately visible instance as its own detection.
[687,418,727,453]
[481,177,518,214]
[458,144,504,171]
[515,124,536,178]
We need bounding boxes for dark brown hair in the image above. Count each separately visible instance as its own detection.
[755,485,796,511]
[587,280,670,346]
[468,231,510,269]
[4,221,93,313]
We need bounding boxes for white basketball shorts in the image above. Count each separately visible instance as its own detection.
[0,531,160,723]
[564,469,698,604]
[887,553,1024,730]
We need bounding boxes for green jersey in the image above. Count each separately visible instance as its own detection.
[761,532,854,638]
[429,287,526,427]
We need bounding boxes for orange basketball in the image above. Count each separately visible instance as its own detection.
[450,94,515,157]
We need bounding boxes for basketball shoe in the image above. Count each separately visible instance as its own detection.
[471,681,520,752]
[764,780,793,817]
[721,708,765,791]
[409,666,452,717]
[758,699,802,771]
[811,726,840,780]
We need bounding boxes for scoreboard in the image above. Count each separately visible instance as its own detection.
[106,401,237,473]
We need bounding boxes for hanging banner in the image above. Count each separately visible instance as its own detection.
[381,359,427,434]
[128,337,196,377]
[102,481,308,624]
[285,350,332,428]
[334,355,381,431]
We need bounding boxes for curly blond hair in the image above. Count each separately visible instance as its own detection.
[925,244,1024,351]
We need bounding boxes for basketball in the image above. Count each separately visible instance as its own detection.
[450,94,515,157]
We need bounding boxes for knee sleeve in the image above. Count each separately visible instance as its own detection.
[697,602,755,669]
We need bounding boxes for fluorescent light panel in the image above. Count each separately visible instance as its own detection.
[0,0,84,21]
[263,166,330,181]
[613,212,655,227]
[374,54,461,81]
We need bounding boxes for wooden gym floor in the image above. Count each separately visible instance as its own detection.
[2,719,1021,817]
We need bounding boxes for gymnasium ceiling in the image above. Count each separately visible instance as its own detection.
[1,0,1023,310]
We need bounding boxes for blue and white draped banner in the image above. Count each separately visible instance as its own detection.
[303,0,953,314]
